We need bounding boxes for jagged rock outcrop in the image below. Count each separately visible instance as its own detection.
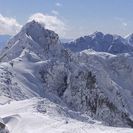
[0,117,9,133]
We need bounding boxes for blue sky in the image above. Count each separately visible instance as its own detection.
[0,0,133,38]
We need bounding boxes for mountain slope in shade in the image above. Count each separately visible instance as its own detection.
[0,21,133,132]
[63,32,133,54]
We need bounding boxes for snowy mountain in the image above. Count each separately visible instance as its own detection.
[125,33,133,46]
[0,21,133,132]
[63,32,133,54]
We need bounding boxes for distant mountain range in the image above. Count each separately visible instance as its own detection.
[64,32,133,54]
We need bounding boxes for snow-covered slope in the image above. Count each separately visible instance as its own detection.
[63,32,133,54]
[0,21,133,132]
[0,98,133,133]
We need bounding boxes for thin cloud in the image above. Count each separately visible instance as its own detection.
[51,10,59,16]
[122,22,127,27]
[28,13,67,37]
[114,17,128,30]
[56,2,62,7]
[0,13,68,38]
[0,14,22,35]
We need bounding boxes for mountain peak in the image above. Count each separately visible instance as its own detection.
[22,20,44,33]
[21,20,59,47]
[91,31,104,39]
[0,21,61,61]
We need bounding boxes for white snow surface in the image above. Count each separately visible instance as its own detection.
[0,98,133,133]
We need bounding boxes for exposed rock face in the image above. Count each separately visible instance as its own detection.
[0,118,9,133]
[0,21,133,128]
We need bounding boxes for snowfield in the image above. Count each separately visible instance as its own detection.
[0,98,133,133]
